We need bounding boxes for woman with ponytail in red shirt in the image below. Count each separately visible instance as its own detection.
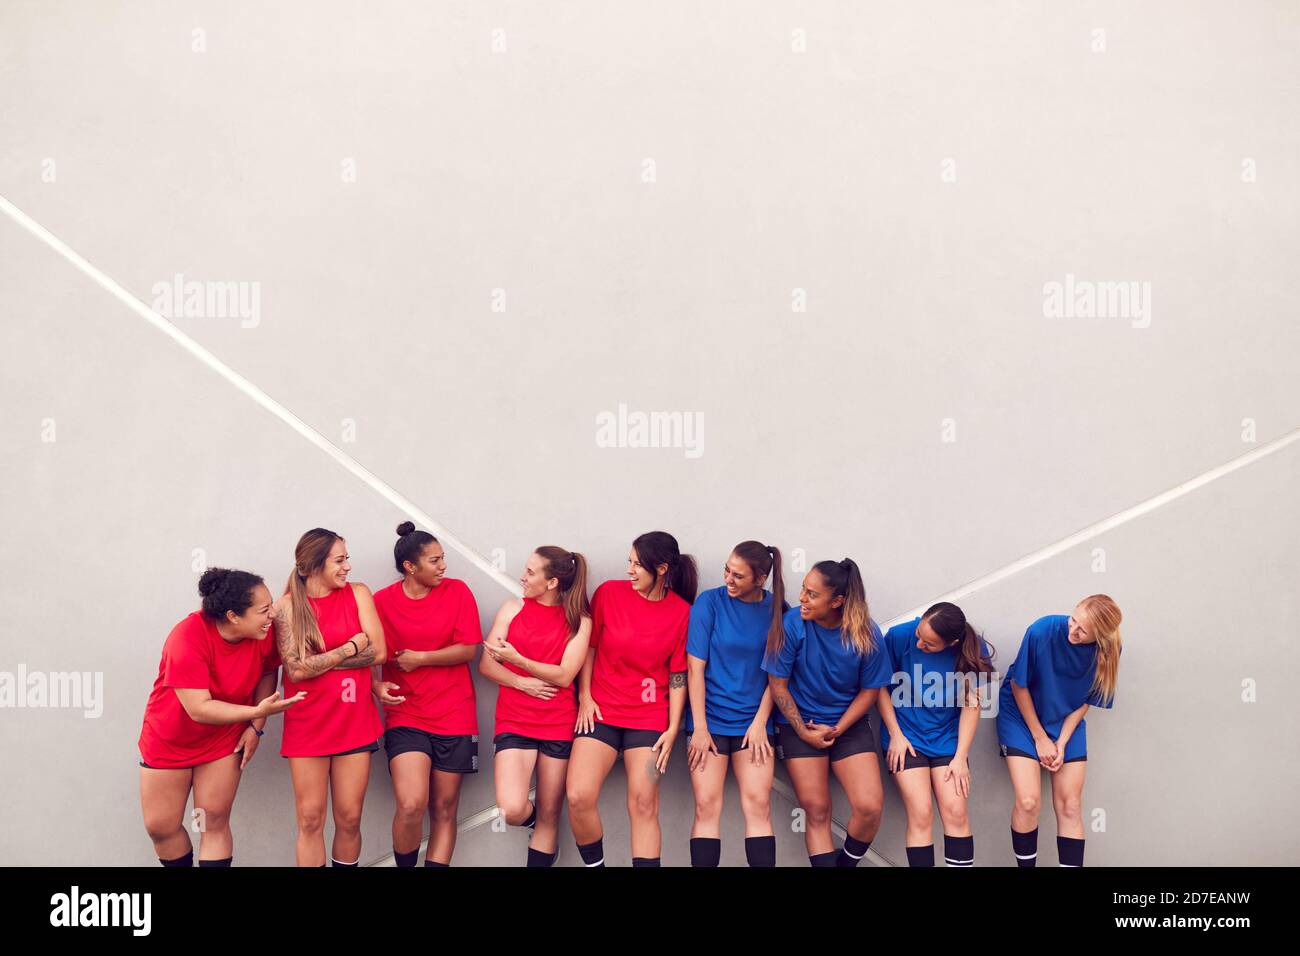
[566,531,696,868]
[479,547,592,867]
[274,528,387,867]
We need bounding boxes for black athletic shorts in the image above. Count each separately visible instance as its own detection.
[384,727,478,773]
[999,744,1086,764]
[686,730,757,756]
[575,721,661,754]
[774,716,876,762]
[887,750,958,774]
[494,732,573,760]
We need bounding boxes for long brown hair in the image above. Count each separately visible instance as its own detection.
[731,540,786,654]
[1078,594,1122,704]
[631,531,698,605]
[922,601,996,674]
[533,546,591,638]
[770,558,874,657]
[284,527,341,661]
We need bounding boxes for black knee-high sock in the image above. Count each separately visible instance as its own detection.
[1011,827,1038,867]
[577,838,605,868]
[1057,835,1085,867]
[837,835,870,867]
[631,857,661,867]
[944,834,974,867]
[520,802,537,830]
[526,847,559,868]
[198,857,232,867]
[906,844,935,867]
[690,837,721,867]
[745,835,776,868]
[331,857,359,868]
[159,849,193,868]
[809,850,839,867]
[393,847,420,868]
[424,859,448,868]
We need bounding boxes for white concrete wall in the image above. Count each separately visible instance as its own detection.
[1,0,1297,865]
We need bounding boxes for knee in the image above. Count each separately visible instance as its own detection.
[566,786,597,817]
[535,797,562,826]
[196,808,230,835]
[1015,793,1041,817]
[332,806,363,833]
[296,805,327,836]
[428,795,458,824]
[851,802,882,830]
[943,807,969,831]
[693,791,723,823]
[1054,794,1082,821]
[738,791,771,822]
[629,790,659,820]
[395,794,426,821]
[143,814,184,845]
[499,796,531,826]
[907,806,934,832]
[802,800,831,828]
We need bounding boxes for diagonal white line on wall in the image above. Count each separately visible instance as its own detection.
[0,192,522,599]
[6,191,1296,867]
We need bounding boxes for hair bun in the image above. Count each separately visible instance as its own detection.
[396,521,416,537]
[197,567,227,597]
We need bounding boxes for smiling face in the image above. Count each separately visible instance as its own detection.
[1068,603,1096,644]
[915,615,948,653]
[406,540,447,588]
[520,551,557,600]
[316,538,351,590]
[723,552,765,601]
[798,570,843,625]
[229,583,276,640]
[627,546,664,596]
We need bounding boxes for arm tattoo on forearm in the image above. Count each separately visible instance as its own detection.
[669,670,686,689]
[337,645,378,669]
[774,693,802,725]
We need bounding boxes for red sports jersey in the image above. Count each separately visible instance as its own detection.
[138,611,280,769]
[280,584,385,758]
[492,597,578,741]
[588,579,690,731]
[374,578,482,736]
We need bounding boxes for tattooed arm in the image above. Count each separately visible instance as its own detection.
[336,583,385,669]
[274,598,367,683]
[667,669,687,734]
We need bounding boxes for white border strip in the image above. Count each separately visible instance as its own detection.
[0,193,522,599]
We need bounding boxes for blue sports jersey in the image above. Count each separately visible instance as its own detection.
[685,586,776,735]
[762,605,891,726]
[997,614,1116,760]
[880,617,992,758]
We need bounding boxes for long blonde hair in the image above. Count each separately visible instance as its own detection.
[284,528,341,661]
[1079,594,1122,705]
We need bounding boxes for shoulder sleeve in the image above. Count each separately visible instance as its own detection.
[589,581,610,650]
[685,590,716,661]
[162,619,212,690]
[453,582,483,646]
[859,621,893,689]
[261,623,282,673]
[762,611,800,678]
[669,605,689,672]
[1005,622,1037,689]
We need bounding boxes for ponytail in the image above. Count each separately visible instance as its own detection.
[284,528,339,660]
[632,531,698,605]
[534,546,592,638]
[811,558,875,654]
[922,601,996,675]
[732,540,788,656]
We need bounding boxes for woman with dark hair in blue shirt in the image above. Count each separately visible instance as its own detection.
[998,595,1123,867]
[685,540,786,867]
[877,602,995,867]
[762,558,892,867]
